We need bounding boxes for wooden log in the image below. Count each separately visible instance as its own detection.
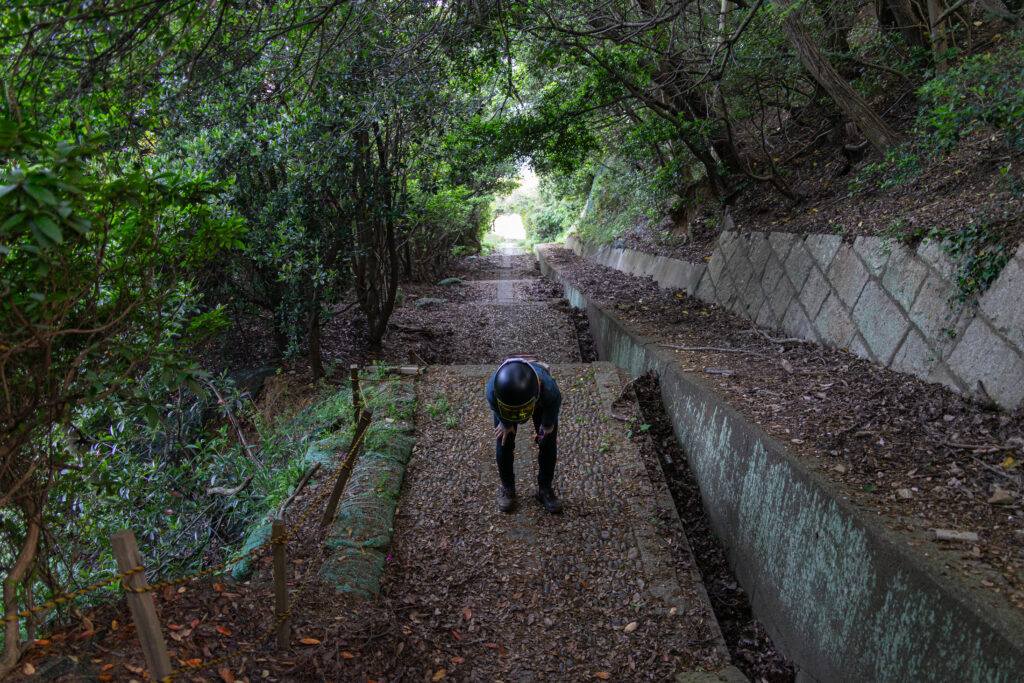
[111,530,171,681]
[272,519,290,649]
[320,409,373,530]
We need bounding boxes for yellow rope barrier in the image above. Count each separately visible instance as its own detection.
[1,566,144,624]
[5,370,410,680]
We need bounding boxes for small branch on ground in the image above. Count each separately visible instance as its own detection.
[206,474,254,496]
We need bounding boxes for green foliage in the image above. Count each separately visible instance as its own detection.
[917,36,1024,152]
[0,118,240,501]
[879,213,1012,305]
[929,221,1011,305]
[851,145,924,191]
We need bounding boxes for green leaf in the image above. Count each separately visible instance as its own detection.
[69,217,92,235]
[0,212,26,232]
[34,217,63,244]
[0,183,18,198]
[24,184,58,205]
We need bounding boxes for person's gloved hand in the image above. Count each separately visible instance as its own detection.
[494,423,516,446]
[535,423,554,444]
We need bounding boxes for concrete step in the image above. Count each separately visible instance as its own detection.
[380,362,738,680]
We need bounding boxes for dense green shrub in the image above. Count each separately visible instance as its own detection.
[917,33,1024,151]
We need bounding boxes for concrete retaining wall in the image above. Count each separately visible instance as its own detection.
[565,233,1024,409]
[539,244,1024,683]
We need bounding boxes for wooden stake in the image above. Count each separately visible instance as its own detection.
[320,408,373,530]
[350,364,361,427]
[272,519,290,649]
[111,530,171,681]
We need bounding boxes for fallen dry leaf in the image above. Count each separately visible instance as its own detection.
[432,669,447,681]
[624,621,638,633]
[451,657,464,664]
[451,629,462,640]
[299,638,321,645]
[341,651,357,659]
[22,663,35,675]
[462,608,472,620]
[219,666,236,682]
[595,672,611,680]
[215,625,232,636]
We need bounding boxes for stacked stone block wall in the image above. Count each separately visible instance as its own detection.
[565,233,1024,408]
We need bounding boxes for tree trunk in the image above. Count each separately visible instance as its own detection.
[1,497,41,677]
[308,299,323,381]
[779,3,900,153]
[875,0,930,51]
[927,0,950,72]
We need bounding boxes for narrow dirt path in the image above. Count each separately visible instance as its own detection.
[378,247,737,682]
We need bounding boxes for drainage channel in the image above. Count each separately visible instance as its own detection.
[628,372,796,682]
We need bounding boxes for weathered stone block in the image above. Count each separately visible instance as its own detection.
[827,247,870,309]
[730,257,755,304]
[979,253,1024,352]
[814,293,857,349]
[848,334,873,361]
[771,275,796,321]
[805,233,842,272]
[720,231,743,265]
[741,275,766,319]
[852,281,910,365]
[715,268,738,309]
[927,362,965,394]
[917,240,957,280]
[947,318,1024,408]
[761,253,786,296]
[707,250,727,286]
[695,271,716,303]
[882,246,929,311]
[853,236,890,277]
[746,232,773,282]
[891,328,940,378]
[799,267,831,321]
[769,232,796,262]
[756,298,777,328]
[784,240,816,291]
[908,273,963,344]
[782,300,818,342]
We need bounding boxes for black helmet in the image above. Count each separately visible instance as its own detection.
[494,360,539,423]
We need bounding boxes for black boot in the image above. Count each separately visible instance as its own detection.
[535,486,563,514]
[498,485,516,513]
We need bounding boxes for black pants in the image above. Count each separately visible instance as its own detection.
[494,413,557,490]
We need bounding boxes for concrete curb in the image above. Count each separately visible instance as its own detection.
[538,243,1024,682]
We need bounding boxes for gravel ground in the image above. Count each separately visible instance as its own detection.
[381,363,728,681]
